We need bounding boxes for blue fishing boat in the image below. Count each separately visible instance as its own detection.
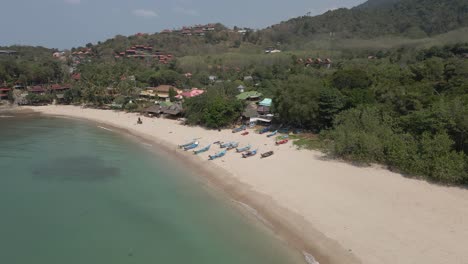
[267,130,278,137]
[236,144,251,152]
[209,149,227,160]
[242,149,258,158]
[220,141,234,148]
[184,141,199,151]
[179,139,196,148]
[226,142,239,150]
[194,144,211,155]
[232,125,246,133]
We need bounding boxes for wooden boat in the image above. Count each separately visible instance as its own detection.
[242,149,258,158]
[261,151,274,158]
[236,144,251,152]
[241,131,249,136]
[275,139,289,145]
[232,125,246,133]
[179,140,196,148]
[267,130,278,137]
[209,149,227,160]
[194,144,211,155]
[226,142,239,150]
[184,141,199,151]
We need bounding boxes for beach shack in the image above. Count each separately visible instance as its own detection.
[257,98,272,115]
[144,105,162,117]
[161,102,183,118]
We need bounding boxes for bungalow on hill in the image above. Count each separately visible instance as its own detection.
[0,50,17,56]
[149,85,182,101]
[50,84,71,92]
[13,81,25,89]
[176,88,204,99]
[0,87,10,100]
[237,85,245,93]
[28,85,46,94]
[236,91,262,101]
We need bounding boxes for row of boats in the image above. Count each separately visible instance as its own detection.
[178,139,275,160]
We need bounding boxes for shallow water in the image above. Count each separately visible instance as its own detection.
[0,114,302,264]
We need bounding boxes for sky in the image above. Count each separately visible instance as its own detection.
[0,0,366,49]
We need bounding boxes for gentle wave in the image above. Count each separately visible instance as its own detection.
[303,252,319,264]
[97,126,114,132]
[232,200,270,226]
[0,115,14,118]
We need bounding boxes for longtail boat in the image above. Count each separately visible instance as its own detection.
[194,144,211,154]
[242,149,258,158]
[236,144,251,152]
[179,139,196,148]
[275,139,289,145]
[261,151,274,158]
[220,141,234,148]
[241,131,249,136]
[184,141,199,151]
[209,149,227,160]
[278,135,289,140]
[267,130,278,137]
[226,142,239,150]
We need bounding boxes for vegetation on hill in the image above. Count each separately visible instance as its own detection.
[256,0,468,47]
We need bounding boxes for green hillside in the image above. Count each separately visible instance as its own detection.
[257,0,468,45]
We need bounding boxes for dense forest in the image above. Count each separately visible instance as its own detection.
[1,0,468,185]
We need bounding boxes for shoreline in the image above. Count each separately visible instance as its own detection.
[19,105,468,264]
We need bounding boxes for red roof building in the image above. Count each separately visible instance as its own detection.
[72,73,81,81]
[0,87,10,99]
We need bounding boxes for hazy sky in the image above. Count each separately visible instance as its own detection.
[0,0,365,49]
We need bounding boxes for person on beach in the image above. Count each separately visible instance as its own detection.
[137,117,142,124]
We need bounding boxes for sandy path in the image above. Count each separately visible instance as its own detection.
[25,105,468,264]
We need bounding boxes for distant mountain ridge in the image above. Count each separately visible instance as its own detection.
[356,0,402,9]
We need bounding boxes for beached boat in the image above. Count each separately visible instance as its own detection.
[194,144,211,154]
[209,149,227,160]
[179,139,196,148]
[278,135,289,140]
[275,139,289,145]
[261,151,274,158]
[259,127,270,134]
[226,142,239,150]
[267,130,278,137]
[232,125,246,133]
[242,149,258,158]
[220,141,234,148]
[184,141,199,151]
[236,144,251,152]
[241,131,249,136]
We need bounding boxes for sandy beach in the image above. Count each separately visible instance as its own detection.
[23,105,468,264]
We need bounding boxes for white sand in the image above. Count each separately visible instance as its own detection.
[25,105,468,264]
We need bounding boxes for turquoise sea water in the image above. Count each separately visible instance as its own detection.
[0,114,302,264]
